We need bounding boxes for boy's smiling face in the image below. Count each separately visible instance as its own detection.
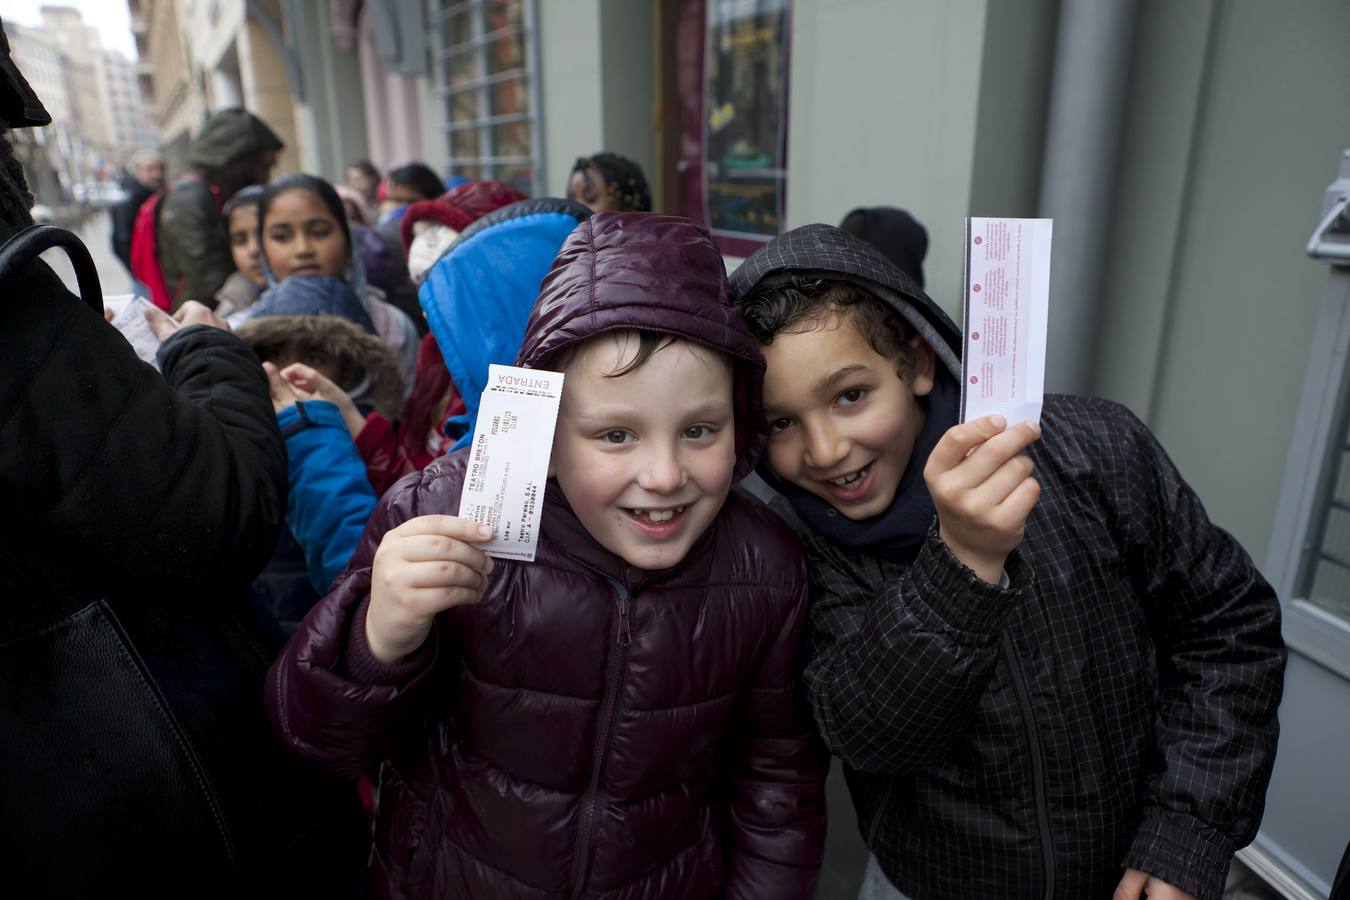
[761,313,935,520]
[551,332,737,570]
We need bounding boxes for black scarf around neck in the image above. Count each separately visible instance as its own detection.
[773,370,958,562]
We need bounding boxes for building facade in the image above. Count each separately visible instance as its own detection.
[8,8,152,202]
[108,1,1350,894]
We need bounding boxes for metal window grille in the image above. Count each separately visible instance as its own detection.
[1300,369,1350,624]
[428,0,543,196]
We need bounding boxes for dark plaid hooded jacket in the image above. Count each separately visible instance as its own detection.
[730,225,1285,900]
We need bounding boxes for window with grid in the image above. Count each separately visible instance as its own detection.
[1302,377,1350,624]
[429,0,541,196]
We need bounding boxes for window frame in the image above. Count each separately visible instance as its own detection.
[674,0,793,257]
[1265,154,1350,681]
[427,0,544,196]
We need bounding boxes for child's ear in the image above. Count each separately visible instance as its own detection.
[909,334,937,398]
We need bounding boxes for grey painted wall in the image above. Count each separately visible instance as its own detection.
[538,0,656,199]
[1092,0,1350,553]
[540,0,605,195]
[786,0,1055,320]
[968,0,1057,221]
[785,0,987,318]
[289,0,368,181]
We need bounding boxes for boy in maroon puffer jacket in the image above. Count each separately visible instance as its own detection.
[267,213,827,899]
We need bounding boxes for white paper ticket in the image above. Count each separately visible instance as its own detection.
[457,364,565,562]
[105,294,163,371]
[960,218,1052,425]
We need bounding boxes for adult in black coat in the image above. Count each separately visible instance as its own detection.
[110,150,163,274]
[0,28,366,897]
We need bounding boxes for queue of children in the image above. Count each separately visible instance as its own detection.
[55,97,1288,900]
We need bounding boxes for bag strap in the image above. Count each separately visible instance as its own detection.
[0,224,102,315]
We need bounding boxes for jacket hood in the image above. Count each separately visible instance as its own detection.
[518,212,768,480]
[419,197,591,451]
[729,223,962,381]
[0,23,50,128]
[399,179,527,255]
[235,314,404,418]
[188,108,283,171]
[246,274,377,336]
[840,206,929,288]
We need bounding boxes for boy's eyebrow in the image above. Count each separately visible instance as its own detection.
[811,363,871,395]
[572,399,733,423]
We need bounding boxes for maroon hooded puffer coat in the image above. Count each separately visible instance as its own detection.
[267,213,828,899]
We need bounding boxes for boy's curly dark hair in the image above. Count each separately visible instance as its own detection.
[738,274,922,381]
[572,152,652,213]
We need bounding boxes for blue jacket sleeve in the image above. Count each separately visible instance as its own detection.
[278,400,378,592]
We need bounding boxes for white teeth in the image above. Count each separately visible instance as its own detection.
[632,506,686,523]
[831,467,868,487]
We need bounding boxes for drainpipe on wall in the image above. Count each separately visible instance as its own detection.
[1037,0,1137,394]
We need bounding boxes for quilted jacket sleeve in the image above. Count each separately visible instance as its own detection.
[722,529,828,899]
[1111,403,1284,900]
[0,246,286,594]
[799,519,1031,775]
[266,465,452,778]
[279,400,378,592]
[355,411,421,498]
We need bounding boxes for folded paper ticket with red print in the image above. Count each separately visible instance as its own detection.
[960,217,1052,426]
[457,364,565,562]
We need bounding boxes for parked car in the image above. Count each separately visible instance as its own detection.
[73,181,128,207]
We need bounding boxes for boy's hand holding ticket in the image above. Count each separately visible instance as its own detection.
[926,415,1041,585]
[367,516,495,664]
[936,216,1050,583]
[367,364,565,663]
[456,364,565,562]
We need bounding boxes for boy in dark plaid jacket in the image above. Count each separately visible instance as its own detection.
[731,224,1285,900]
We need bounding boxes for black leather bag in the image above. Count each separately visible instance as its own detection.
[0,225,369,897]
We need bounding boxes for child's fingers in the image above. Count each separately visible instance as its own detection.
[945,420,1041,489]
[990,476,1041,530]
[397,584,485,615]
[965,453,1036,509]
[281,362,326,389]
[262,361,286,392]
[405,558,487,591]
[262,361,302,410]
[393,533,494,574]
[927,416,1008,475]
[1111,868,1148,900]
[392,514,495,544]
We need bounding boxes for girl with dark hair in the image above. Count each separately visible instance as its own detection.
[386,162,446,205]
[249,173,419,388]
[215,183,267,318]
[568,151,652,213]
[345,158,381,206]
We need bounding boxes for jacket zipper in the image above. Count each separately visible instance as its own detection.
[1002,632,1055,900]
[568,582,633,897]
